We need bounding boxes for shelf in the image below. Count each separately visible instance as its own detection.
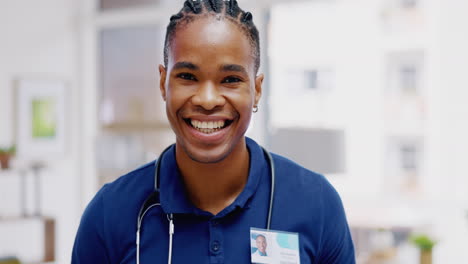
[0,215,52,223]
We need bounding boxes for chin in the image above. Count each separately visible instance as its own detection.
[185,143,233,164]
[177,136,245,164]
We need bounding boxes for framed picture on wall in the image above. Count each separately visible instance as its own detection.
[14,78,68,160]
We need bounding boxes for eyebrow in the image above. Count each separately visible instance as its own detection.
[220,64,248,75]
[172,61,199,71]
[171,62,248,75]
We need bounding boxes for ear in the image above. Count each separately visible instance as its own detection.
[159,64,167,101]
[254,73,264,106]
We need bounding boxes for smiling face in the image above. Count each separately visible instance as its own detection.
[159,16,263,163]
[256,235,267,254]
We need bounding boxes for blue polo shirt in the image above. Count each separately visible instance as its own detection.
[72,137,355,263]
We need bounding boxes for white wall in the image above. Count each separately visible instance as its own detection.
[269,0,385,198]
[268,0,468,262]
[437,0,468,202]
[431,1,468,261]
[0,1,81,263]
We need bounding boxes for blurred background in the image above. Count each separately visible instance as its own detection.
[1,0,468,263]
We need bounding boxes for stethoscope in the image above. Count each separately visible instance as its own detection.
[136,144,276,264]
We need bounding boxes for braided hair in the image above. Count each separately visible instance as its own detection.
[163,0,260,73]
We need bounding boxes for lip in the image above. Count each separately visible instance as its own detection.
[184,114,233,122]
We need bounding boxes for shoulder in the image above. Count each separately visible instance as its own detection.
[90,161,157,235]
[74,161,157,262]
[269,151,348,229]
[269,152,355,262]
[81,160,156,222]
[270,152,333,197]
[99,161,156,204]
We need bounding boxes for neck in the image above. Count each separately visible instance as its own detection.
[175,138,250,215]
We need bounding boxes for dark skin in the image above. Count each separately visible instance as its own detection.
[159,16,263,215]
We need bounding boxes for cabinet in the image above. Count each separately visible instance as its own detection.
[0,170,55,263]
[0,216,55,264]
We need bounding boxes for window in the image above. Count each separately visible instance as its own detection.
[399,65,418,93]
[400,144,418,171]
[384,138,423,193]
[283,68,334,94]
[386,51,424,96]
[305,70,318,90]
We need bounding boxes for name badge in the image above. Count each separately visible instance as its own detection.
[250,227,300,264]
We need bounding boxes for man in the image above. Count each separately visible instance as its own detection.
[254,234,268,257]
[72,0,355,263]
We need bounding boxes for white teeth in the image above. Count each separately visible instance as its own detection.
[190,119,226,132]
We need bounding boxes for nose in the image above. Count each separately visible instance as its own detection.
[191,81,225,110]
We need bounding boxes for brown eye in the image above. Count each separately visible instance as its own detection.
[222,76,242,84]
[176,73,197,81]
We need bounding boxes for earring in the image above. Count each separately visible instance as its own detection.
[253,105,259,113]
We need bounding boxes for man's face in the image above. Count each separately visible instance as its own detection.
[256,235,267,254]
[160,17,263,163]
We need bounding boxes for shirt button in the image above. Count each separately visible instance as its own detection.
[211,241,220,252]
[212,220,219,226]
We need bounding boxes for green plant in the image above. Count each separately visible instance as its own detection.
[0,145,16,155]
[410,234,437,251]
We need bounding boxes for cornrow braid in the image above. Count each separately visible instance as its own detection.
[163,0,260,73]
[184,0,200,14]
[242,12,253,23]
[206,0,221,13]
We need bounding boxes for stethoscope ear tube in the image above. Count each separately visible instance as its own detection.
[264,148,275,230]
[137,191,160,225]
[136,145,172,264]
[136,191,161,264]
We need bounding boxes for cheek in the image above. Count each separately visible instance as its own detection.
[225,86,255,108]
[166,85,192,109]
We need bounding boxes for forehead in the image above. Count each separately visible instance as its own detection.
[256,235,265,241]
[168,16,255,73]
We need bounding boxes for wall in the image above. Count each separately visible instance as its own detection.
[431,0,468,261]
[268,0,468,262]
[437,0,468,202]
[0,0,81,263]
[269,0,384,198]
